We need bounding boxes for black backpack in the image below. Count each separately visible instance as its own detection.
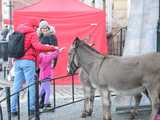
[8,31,26,58]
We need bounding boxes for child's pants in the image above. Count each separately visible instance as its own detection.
[39,78,51,104]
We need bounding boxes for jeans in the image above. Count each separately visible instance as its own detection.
[11,60,36,112]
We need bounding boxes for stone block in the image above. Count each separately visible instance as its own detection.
[113,0,128,10]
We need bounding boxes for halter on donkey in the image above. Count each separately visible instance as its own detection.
[67,37,160,120]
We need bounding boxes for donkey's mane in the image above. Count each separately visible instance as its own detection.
[78,39,102,55]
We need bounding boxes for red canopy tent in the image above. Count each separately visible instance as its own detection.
[14,0,108,84]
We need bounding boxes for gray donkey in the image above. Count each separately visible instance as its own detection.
[67,37,160,120]
[79,68,146,119]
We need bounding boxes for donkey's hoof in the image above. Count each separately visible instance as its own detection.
[81,112,87,118]
[103,118,112,120]
[128,114,136,120]
[103,117,112,120]
[80,111,92,118]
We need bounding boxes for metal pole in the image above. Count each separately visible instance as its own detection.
[53,79,56,110]
[157,0,160,52]
[3,66,6,80]
[72,75,75,102]
[0,104,3,120]
[5,87,11,120]
[120,28,123,56]
[35,80,40,120]
[28,87,30,118]
[17,93,20,120]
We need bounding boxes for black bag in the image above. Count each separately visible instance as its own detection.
[8,31,26,58]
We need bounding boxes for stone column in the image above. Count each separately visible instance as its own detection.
[123,0,144,56]
[121,0,158,108]
[140,0,159,54]
[106,0,113,33]
[127,0,131,18]
[124,0,159,55]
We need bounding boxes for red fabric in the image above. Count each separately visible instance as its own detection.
[13,0,108,84]
[16,23,57,61]
[4,19,10,25]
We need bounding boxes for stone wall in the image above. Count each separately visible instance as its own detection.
[82,0,128,32]
[112,0,128,31]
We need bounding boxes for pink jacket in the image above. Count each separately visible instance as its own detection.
[39,50,59,80]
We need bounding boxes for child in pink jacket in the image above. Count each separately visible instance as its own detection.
[39,48,64,109]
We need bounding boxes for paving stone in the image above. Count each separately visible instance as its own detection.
[0,85,151,120]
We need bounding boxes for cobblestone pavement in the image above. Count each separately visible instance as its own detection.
[0,85,151,120]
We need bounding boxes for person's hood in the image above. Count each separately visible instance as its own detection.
[16,24,34,33]
[16,19,39,33]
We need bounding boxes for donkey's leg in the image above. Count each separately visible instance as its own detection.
[144,89,151,103]
[148,86,160,120]
[129,93,142,119]
[100,89,111,120]
[81,84,95,118]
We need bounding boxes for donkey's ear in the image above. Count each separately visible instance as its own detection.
[75,37,80,41]
[73,37,81,48]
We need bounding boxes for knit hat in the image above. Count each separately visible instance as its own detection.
[39,21,49,29]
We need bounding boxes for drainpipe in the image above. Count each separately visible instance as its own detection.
[157,0,160,52]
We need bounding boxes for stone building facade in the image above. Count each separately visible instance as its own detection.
[82,0,129,32]
[0,0,40,25]
[0,0,128,33]
[112,0,128,30]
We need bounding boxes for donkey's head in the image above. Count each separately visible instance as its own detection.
[67,37,82,75]
[67,37,100,75]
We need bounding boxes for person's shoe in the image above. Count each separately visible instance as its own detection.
[39,103,44,109]
[44,104,51,108]
[52,108,55,112]
[29,110,35,116]
[39,94,45,108]
[42,104,51,112]
[11,111,18,116]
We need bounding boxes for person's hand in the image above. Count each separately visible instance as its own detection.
[59,47,66,52]
[45,44,50,46]
[54,46,59,49]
